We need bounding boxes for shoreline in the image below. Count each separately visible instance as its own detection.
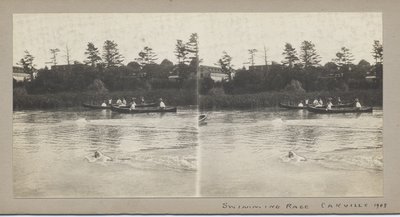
[13,89,197,110]
[200,89,382,109]
[13,89,381,110]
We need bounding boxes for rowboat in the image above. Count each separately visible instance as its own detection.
[83,102,157,109]
[307,106,373,114]
[278,103,308,109]
[199,114,207,122]
[82,103,111,109]
[279,102,354,109]
[111,105,177,113]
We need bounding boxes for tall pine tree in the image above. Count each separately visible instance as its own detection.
[282,43,299,68]
[102,40,124,68]
[84,42,102,66]
[299,41,320,68]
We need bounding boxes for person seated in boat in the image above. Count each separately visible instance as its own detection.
[304,99,309,105]
[159,98,166,109]
[326,99,333,111]
[130,98,136,110]
[116,98,122,106]
[101,100,107,107]
[298,101,304,107]
[318,98,324,106]
[355,98,362,109]
[108,98,112,105]
[312,98,319,106]
[122,98,127,106]
[337,97,342,105]
[140,96,145,104]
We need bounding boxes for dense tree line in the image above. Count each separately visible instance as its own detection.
[15,34,199,94]
[200,40,383,95]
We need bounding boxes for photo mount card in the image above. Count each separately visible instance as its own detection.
[0,0,399,214]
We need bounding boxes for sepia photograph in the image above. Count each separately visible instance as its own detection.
[13,12,382,199]
[197,13,383,197]
[13,13,200,197]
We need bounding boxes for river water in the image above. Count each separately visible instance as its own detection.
[199,107,383,197]
[13,106,199,197]
[13,107,382,197]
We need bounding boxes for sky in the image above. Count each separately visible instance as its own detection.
[13,13,382,69]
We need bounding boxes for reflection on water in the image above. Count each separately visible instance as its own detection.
[199,107,383,197]
[13,107,198,198]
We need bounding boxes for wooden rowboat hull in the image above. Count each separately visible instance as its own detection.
[82,103,111,109]
[307,106,373,114]
[111,105,177,113]
[279,102,355,110]
[83,102,157,109]
[199,114,207,122]
[278,103,307,109]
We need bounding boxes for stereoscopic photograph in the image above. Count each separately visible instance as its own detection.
[12,13,382,199]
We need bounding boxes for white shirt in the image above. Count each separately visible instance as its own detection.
[116,99,122,105]
[130,102,136,110]
[160,101,166,108]
[101,102,107,107]
[326,102,333,110]
[356,102,362,108]
[298,103,304,107]
[305,99,309,105]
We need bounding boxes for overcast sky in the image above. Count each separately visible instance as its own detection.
[13,13,382,69]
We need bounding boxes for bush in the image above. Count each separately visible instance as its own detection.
[284,80,305,92]
[87,79,108,93]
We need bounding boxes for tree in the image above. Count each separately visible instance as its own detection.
[185,33,199,66]
[299,41,320,68]
[160,59,174,68]
[357,59,371,72]
[49,48,60,66]
[102,40,124,68]
[372,40,383,64]
[127,61,141,72]
[174,39,188,65]
[216,51,234,81]
[84,42,102,66]
[17,50,36,80]
[282,43,299,68]
[248,49,258,67]
[135,46,158,67]
[333,47,354,68]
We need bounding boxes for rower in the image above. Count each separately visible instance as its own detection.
[312,98,319,106]
[140,96,145,104]
[304,99,309,105]
[116,98,122,106]
[122,98,127,106]
[326,99,333,110]
[337,97,342,105]
[130,99,136,110]
[355,98,362,109]
[318,98,324,106]
[108,98,112,105]
[159,98,166,109]
[101,100,107,107]
[298,101,304,107]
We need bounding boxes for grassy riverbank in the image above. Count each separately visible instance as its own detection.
[13,89,197,110]
[200,89,382,109]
